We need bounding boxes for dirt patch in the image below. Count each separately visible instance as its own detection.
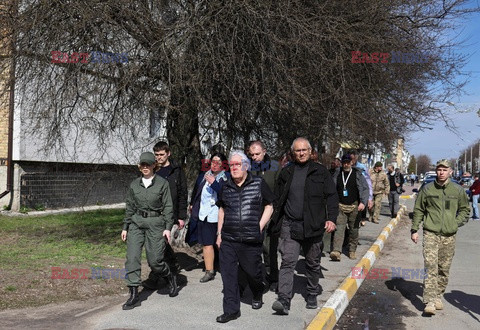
[0,245,203,311]
[334,213,419,329]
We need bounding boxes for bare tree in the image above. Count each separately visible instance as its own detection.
[417,154,433,174]
[1,0,478,173]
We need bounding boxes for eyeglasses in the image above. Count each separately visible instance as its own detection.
[293,148,310,153]
[229,162,243,168]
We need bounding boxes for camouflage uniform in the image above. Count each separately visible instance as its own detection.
[412,175,469,304]
[369,168,389,222]
[423,231,456,303]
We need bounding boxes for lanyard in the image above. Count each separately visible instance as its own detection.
[342,169,353,190]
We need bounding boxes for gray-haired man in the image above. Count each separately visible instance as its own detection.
[215,151,275,323]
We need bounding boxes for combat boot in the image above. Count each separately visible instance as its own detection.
[330,251,341,261]
[122,286,139,310]
[424,302,436,315]
[166,272,179,297]
[434,297,444,310]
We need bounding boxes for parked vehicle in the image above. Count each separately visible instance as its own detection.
[413,175,461,193]
[459,177,474,187]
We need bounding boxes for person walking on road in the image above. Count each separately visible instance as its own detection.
[411,159,470,315]
[143,141,188,289]
[369,162,390,224]
[270,137,339,315]
[469,174,480,220]
[121,152,178,310]
[349,150,373,227]
[190,152,230,283]
[387,165,403,218]
[215,151,275,323]
[410,172,416,186]
[330,154,369,261]
[247,140,280,290]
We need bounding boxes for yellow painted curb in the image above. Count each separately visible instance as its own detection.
[306,205,406,329]
[338,278,359,301]
[307,308,337,330]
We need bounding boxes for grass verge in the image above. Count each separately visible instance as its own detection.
[0,209,131,310]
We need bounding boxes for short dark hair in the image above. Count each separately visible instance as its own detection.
[153,141,170,153]
[211,152,227,163]
[348,149,359,156]
[248,140,266,150]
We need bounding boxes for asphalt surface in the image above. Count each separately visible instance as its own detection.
[4,183,467,330]
[335,184,480,330]
[81,199,399,329]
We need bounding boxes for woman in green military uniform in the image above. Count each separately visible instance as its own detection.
[121,152,178,310]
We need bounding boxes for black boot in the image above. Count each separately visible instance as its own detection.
[122,286,139,310]
[166,273,179,297]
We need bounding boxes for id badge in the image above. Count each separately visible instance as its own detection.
[343,189,348,197]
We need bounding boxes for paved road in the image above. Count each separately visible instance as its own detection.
[0,184,440,330]
[82,199,398,329]
[335,184,480,329]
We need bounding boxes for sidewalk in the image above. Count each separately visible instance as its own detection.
[86,196,404,330]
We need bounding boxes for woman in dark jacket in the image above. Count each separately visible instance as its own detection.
[189,152,230,283]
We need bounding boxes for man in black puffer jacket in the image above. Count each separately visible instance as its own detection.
[215,150,275,323]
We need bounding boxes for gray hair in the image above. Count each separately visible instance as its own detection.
[229,150,251,171]
[290,137,312,151]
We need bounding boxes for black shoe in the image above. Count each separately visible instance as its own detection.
[122,286,139,310]
[216,311,241,323]
[306,294,317,309]
[272,298,290,315]
[166,273,179,297]
[252,294,263,309]
[200,270,215,283]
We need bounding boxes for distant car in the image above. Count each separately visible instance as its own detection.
[459,177,474,187]
[413,175,461,193]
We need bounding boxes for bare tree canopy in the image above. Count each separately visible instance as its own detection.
[1,0,478,171]
[417,154,433,174]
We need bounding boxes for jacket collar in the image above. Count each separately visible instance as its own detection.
[434,178,450,188]
[227,171,254,189]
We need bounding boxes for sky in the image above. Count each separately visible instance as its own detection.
[406,2,480,162]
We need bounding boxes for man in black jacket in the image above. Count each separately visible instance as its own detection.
[215,150,275,323]
[271,137,339,315]
[247,140,280,289]
[143,141,188,289]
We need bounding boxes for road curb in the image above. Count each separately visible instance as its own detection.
[307,204,407,330]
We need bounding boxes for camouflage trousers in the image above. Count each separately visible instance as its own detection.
[423,230,456,303]
[370,193,383,222]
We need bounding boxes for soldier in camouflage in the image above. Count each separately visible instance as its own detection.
[368,162,389,224]
[411,159,469,315]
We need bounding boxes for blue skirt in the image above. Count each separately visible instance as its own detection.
[197,219,217,246]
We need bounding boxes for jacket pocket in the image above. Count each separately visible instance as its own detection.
[309,176,325,197]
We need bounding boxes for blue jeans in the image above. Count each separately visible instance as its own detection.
[472,194,479,219]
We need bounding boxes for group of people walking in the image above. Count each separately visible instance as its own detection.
[119,137,471,322]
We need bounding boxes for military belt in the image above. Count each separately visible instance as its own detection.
[137,210,162,218]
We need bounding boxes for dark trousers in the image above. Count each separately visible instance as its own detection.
[263,233,279,282]
[278,220,322,301]
[125,223,170,287]
[220,240,264,314]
